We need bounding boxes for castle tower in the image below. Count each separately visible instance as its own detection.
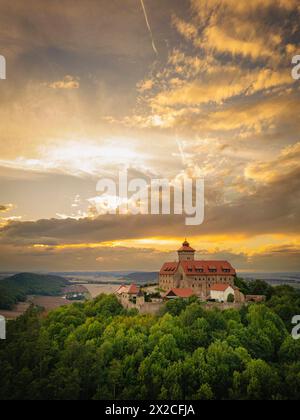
[177,240,195,262]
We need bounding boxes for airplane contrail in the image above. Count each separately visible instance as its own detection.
[140,0,158,56]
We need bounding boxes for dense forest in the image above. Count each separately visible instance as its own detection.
[0,282,300,400]
[0,273,69,310]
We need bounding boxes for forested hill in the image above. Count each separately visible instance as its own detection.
[0,284,300,400]
[0,273,69,310]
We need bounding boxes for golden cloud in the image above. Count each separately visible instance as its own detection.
[150,67,292,109]
[137,79,154,93]
[187,0,300,63]
[172,15,198,41]
[245,142,300,183]
[192,0,300,18]
[202,25,279,60]
[48,75,80,90]
[0,203,15,214]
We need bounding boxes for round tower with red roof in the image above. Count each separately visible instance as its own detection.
[177,239,195,262]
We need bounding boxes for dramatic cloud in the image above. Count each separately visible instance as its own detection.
[1,156,299,244]
[149,67,292,109]
[190,0,299,61]
[0,0,299,271]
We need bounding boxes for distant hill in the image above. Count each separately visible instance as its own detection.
[50,271,133,278]
[120,272,158,284]
[0,273,69,310]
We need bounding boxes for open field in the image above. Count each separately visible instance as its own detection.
[0,285,122,320]
[0,296,73,320]
[29,296,73,312]
[0,302,31,320]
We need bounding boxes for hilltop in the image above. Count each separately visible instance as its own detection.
[0,273,69,310]
[0,283,300,400]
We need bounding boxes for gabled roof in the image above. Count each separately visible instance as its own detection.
[115,284,140,295]
[160,262,179,275]
[164,288,195,298]
[210,284,234,292]
[115,285,128,295]
[128,284,140,295]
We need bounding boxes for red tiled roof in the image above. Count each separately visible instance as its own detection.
[164,288,195,298]
[160,262,179,275]
[128,284,140,295]
[180,260,236,276]
[210,283,234,292]
[115,284,140,295]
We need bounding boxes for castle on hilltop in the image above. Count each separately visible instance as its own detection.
[159,240,237,300]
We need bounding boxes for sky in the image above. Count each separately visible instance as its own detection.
[0,0,300,272]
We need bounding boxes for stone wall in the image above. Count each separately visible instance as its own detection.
[139,302,165,315]
[119,294,247,315]
[245,295,266,302]
[118,296,164,315]
[204,302,245,311]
